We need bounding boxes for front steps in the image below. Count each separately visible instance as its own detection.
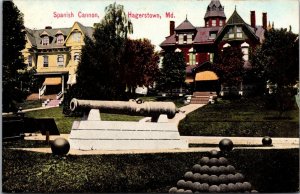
[190,92,217,104]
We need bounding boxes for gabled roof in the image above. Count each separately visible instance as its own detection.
[24,22,94,49]
[175,18,196,31]
[204,0,226,19]
[226,9,245,25]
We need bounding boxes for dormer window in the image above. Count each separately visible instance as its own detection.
[237,27,243,38]
[212,19,216,27]
[42,36,49,45]
[209,31,217,39]
[187,34,193,44]
[228,28,234,38]
[71,31,82,43]
[178,34,184,44]
[57,35,64,44]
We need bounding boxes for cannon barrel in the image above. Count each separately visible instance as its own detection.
[70,98,178,119]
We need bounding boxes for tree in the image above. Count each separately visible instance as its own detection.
[74,2,133,101]
[213,46,245,94]
[251,28,299,113]
[3,1,26,112]
[122,38,159,97]
[156,52,186,94]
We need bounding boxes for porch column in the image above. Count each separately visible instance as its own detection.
[61,75,64,94]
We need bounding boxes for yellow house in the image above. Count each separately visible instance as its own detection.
[22,22,93,100]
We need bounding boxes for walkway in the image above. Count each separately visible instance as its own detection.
[2,106,58,115]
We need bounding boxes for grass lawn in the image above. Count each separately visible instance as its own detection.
[24,107,143,134]
[16,100,43,110]
[179,97,299,137]
[2,147,298,193]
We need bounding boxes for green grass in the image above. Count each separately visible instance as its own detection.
[16,100,43,110]
[2,148,298,192]
[24,107,143,134]
[179,97,299,137]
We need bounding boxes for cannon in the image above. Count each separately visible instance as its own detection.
[70,98,178,120]
[68,98,188,150]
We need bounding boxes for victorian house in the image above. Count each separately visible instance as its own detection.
[160,0,267,94]
[22,22,93,101]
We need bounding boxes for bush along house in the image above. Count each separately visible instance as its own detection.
[22,22,93,105]
[160,0,269,98]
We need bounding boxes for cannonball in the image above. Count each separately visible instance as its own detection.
[192,164,201,173]
[227,174,236,183]
[200,165,210,174]
[262,136,272,146]
[51,138,70,155]
[185,190,193,193]
[251,189,258,193]
[227,165,236,174]
[169,187,178,193]
[219,166,228,174]
[185,181,194,190]
[219,174,228,184]
[177,180,186,189]
[194,191,200,194]
[235,182,244,192]
[209,175,219,185]
[234,173,245,182]
[177,189,185,193]
[210,149,220,157]
[218,157,229,166]
[227,183,237,192]
[193,173,201,182]
[184,171,194,181]
[200,157,210,165]
[219,184,228,192]
[209,185,220,193]
[210,166,219,175]
[200,174,210,183]
[209,157,219,166]
[219,138,234,152]
[243,182,252,191]
[192,182,201,191]
[202,183,210,192]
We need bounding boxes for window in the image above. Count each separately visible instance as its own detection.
[57,35,64,44]
[189,48,196,65]
[57,55,64,66]
[43,56,48,67]
[72,32,81,42]
[187,34,193,44]
[237,27,243,38]
[212,19,216,27]
[206,21,209,27]
[178,34,184,44]
[209,31,217,39]
[209,53,214,63]
[219,20,223,26]
[74,52,80,62]
[42,36,49,45]
[228,28,234,38]
[28,55,32,67]
[242,47,249,61]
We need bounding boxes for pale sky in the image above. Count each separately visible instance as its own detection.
[14,0,299,51]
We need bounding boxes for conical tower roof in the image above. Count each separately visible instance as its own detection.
[204,0,226,19]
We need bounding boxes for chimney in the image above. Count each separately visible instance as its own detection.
[262,12,267,29]
[170,21,175,36]
[250,11,256,28]
[45,26,52,29]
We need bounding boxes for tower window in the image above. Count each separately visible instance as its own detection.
[178,34,184,44]
[219,20,223,26]
[74,52,80,62]
[212,19,216,27]
[187,34,193,44]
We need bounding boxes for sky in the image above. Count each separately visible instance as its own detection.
[14,0,299,51]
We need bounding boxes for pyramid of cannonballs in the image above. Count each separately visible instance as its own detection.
[169,150,258,193]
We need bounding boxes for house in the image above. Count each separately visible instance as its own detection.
[22,22,93,100]
[160,0,268,94]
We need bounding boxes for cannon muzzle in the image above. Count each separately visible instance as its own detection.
[70,98,177,119]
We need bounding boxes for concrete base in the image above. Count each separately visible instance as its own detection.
[69,109,188,150]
